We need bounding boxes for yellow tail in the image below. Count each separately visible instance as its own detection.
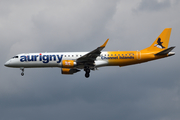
[143,28,172,52]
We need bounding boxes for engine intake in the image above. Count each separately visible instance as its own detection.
[61,68,80,74]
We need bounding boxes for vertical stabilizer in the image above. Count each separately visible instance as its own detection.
[144,28,172,51]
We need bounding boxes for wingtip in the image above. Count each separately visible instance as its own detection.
[100,38,109,48]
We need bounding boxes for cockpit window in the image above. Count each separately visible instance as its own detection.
[13,56,18,58]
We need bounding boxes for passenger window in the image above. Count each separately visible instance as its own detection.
[68,55,70,57]
[115,54,116,56]
[72,55,74,57]
[76,55,78,57]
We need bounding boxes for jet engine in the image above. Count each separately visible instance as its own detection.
[62,60,77,68]
[61,68,80,74]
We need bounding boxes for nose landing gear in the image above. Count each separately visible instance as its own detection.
[20,67,24,76]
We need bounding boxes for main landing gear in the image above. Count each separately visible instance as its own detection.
[84,66,90,78]
[20,67,24,76]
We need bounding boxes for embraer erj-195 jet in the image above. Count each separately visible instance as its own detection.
[4,28,175,78]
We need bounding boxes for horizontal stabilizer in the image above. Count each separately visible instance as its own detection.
[155,46,175,56]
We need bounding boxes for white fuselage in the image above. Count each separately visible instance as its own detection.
[4,52,109,69]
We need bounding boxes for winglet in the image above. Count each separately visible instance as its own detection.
[100,38,109,48]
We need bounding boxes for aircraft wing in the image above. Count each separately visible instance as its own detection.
[76,39,109,64]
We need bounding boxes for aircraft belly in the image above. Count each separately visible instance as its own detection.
[18,61,59,68]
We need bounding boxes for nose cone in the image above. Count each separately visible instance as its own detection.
[4,60,10,67]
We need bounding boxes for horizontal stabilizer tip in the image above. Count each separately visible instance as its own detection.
[155,46,175,56]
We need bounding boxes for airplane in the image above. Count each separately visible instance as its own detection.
[4,28,175,78]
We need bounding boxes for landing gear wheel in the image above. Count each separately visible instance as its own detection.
[84,66,91,78]
[85,73,90,78]
[86,69,90,73]
[21,72,24,76]
[20,67,24,76]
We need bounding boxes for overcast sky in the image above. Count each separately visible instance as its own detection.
[0,0,180,120]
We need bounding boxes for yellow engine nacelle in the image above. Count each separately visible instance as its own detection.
[62,60,76,68]
[61,68,80,74]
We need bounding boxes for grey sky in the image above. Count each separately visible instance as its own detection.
[0,0,180,120]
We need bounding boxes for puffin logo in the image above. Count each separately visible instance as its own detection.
[154,37,165,49]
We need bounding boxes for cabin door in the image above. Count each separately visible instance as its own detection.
[137,51,141,60]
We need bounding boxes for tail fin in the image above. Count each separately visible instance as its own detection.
[143,28,172,51]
